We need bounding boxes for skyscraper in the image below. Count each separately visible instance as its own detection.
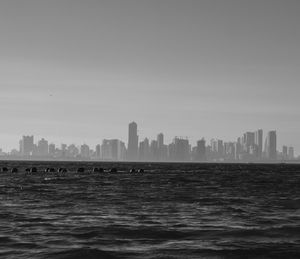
[139,138,150,161]
[195,138,206,161]
[255,129,263,159]
[37,138,49,157]
[288,147,294,160]
[173,137,190,161]
[127,122,138,161]
[20,136,34,157]
[282,145,288,160]
[265,131,277,160]
[157,133,165,161]
[80,144,90,159]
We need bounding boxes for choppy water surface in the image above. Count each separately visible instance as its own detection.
[0,162,299,259]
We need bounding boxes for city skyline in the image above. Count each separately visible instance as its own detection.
[0,0,299,154]
[0,122,298,161]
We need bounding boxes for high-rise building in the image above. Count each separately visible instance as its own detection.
[49,143,56,157]
[282,145,288,160]
[127,122,138,161]
[101,139,125,161]
[244,132,255,149]
[157,133,164,161]
[139,138,150,161]
[150,140,158,161]
[173,137,190,161]
[20,136,34,156]
[195,138,206,161]
[265,131,277,160]
[255,129,263,159]
[68,144,79,158]
[80,144,90,159]
[288,147,294,160]
[37,138,49,157]
[95,144,101,159]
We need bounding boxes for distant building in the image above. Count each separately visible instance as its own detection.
[95,144,101,159]
[195,138,206,161]
[80,144,90,159]
[282,145,288,160]
[150,140,158,161]
[173,137,190,161]
[127,122,138,161]
[139,138,150,161]
[244,132,255,152]
[101,139,126,161]
[157,133,166,161]
[255,129,263,159]
[49,143,56,157]
[288,147,294,160]
[20,136,34,157]
[265,131,277,160]
[68,144,79,158]
[37,138,49,157]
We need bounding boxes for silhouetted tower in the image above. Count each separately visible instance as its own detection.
[37,138,49,157]
[196,138,206,161]
[96,144,101,159]
[127,122,138,161]
[266,131,277,160]
[157,133,164,161]
[255,129,263,159]
[20,135,34,156]
[282,145,288,160]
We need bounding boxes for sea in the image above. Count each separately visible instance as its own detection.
[0,161,299,259]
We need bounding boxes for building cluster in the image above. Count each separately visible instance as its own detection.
[0,122,297,162]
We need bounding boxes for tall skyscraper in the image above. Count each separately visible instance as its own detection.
[254,129,263,159]
[20,136,34,156]
[265,131,277,160]
[80,144,90,159]
[95,144,101,159]
[37,138,49,157]
[49,143,56,157]
[195,138,206,161]
[173,137,190,161]
[139,138,150,161]
[127,122,138,161]
[282,145,288,160]
[157,133,164,161]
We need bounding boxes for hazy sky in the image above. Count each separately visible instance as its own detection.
[0,0,299,154]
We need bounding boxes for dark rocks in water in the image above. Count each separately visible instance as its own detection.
[130,168,136,173]
[2,167,8,172]
[58,168,67,173]
[11,168,18,173]
[110,168,117,173]
[77,167,85,173]
[30,167,37,173]
[45,168,56,173]
[25,168,30,173]
[138,168,145,173]
[93,167,105,173]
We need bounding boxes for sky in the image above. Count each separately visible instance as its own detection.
[0,0,299,154]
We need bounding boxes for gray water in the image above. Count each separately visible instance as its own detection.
[0,162,299,258]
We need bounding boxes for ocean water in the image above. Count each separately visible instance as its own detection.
[0,161,299,259]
